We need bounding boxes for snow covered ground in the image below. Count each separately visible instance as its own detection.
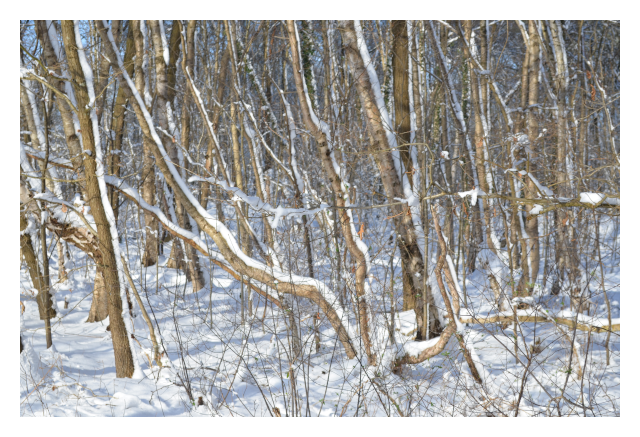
[20,220,620,417]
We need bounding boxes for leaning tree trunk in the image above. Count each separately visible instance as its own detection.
[338,20,441,340]
[20,204,56,325]
[61,20,135,378]
[287,20,375,364]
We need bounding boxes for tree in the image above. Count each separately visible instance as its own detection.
[19,21,619,402]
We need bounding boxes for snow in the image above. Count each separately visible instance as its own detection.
[158,20,170,66]
[458,186,485,206]
[528,204,544,216]
[20,141,43,193]
[399,336,442,358]
[509,169,554,197]
[555,310,620,328]
[395,310,417,338]
[445,254,464,314]
[579,192,620,206]
[189,176,328,230]
[19,20,620,418]
[34,191,97,232]
[22,144,73,168]
[19,196,621,416]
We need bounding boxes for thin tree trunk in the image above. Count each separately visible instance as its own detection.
[57,240,68,283]
[121,255,161,364]
[548,20,579,294]
[200,46,229,214]
[523,20,541,294]
[287,20,375,364]
[152,20,205,291]
[34,20,85,192]
[20,207,56,324]
[107,28,135,227]
[392,20,413,178]
[132,20,159,268]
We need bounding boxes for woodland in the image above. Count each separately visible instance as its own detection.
[19,20,620,417]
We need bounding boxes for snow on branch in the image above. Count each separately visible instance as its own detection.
[456,312,620,334]
[457,187,619,215]
[105,175,284,308]
[458,187,486,206]
[189,176,329,229]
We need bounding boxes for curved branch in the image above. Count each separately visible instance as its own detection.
[105,175,284,310]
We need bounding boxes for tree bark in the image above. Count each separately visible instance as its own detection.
[61,20,135,378]
[107,27,135,227]
[548,20,579,293]
[522,20,541,294]
[20,205,56,322]
[338,20,440,341]
[392,20,413,178]
[132,20,159,268]
[87,267,109,322]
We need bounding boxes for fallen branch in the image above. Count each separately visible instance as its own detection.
[454,314,620,334]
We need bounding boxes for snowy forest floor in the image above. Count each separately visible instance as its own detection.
[20,224,620,417]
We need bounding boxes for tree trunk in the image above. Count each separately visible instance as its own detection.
[392,20,413,178]
[132,20,159,268]
[548,20,579,293]
[107,28,135,227]
[20,208,56,323]
[339,20,440,340]
[62,21,135,378]
[522,20,541,294]
[151,20,205,291]
[287,20,375,363]
[86,267,109,323]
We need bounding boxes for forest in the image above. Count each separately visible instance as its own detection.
[19,20,620,417]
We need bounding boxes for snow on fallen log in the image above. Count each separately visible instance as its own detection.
[392,323,457,367]
[454,313,620,334]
